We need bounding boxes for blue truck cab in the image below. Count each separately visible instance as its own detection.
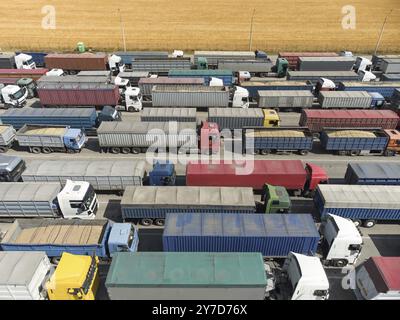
[108,223,139,256]
[149,161,176,186]
[369,92,385,108]
[63,128,86,151]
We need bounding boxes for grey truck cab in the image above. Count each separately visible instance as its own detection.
[0,155,26,182]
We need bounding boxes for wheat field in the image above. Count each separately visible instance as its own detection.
[0,0,399,53]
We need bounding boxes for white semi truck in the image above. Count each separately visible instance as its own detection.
[0,85,28,108]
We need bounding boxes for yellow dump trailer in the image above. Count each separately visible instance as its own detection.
[46,252,99,300]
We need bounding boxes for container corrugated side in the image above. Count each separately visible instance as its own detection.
[344,162,400,185]
[257,90,314,109]
[318,91,372,109]
[339,82,400,99]
[163,213,320,257]
[140,108,196,122]
[320,130,389,151]
[208,108,264,129]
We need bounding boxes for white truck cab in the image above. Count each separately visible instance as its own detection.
[232,86,250,108]
[15,53,36,69]
[1,85,28,108]
[116,87,143,112]
[57,180,98,219]
[172,50,184,58]
[358,70,377,82]
[340,51,353,57]
[46,69,66,77]
[114,76,131,92]
[354,57,372,72]
[108,54,126,73]
[209,77,224,86]
[319,214,363,267]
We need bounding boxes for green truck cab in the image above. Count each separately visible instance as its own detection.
[261,184,291,213]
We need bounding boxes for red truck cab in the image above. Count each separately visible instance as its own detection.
[199,121,220,154]
[304,162,328,195]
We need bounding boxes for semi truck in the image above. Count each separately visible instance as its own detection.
[317,91,385,109]
[345,162,400,185]
[21,160,146,193]
[320,128,400,156]
[241,81,313,99]
[354,256,400,300]
[0,53,36,69]
[140,107,197,122]
[287,71,359,82]
[168,69,233,86]
[298,57,355,71]
[117,71,150,86]
[185,160,328,196]
[131,58,192,74]
[16,125,86,154]
[338,81,400,100]
[114,51,169,67]
[120,186,256,225]
[0,106,121,135]
[278,52,339,70]
[0,155,25,182]
[0,181,98,219]
[314,184,400,227]
[0,84,28,108]
[138,77,205,98]
[371,54,400,71]
[0,125,16,153]
[256,90,314,111]
[218,58,289,78]
[16,52,47,67]
[0,68,49,81]
[0,77,36,98]
[0,219,137,261]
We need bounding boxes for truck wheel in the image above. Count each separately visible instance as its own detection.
[111,147,120,154]
[140,218,153,226]
[260,149,270,155]
[132,148,141,154]
[51,257,61,265]
[384,150,396,157]
[352,219,362,227]
[42,147,52,154]
[121,147,130,154]
[312,133,320,139]
[338,151,346,156]
[349,150,360,156]
[154,219,165,226]
[0,147,8,153]
[127,107,136,112]
[31,147,41,154]
[362,219,376,228]
[298,150,309,156]
[334,259,348,268]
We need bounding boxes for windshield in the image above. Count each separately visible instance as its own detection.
[25,58,35,66]
[287,256,302,291]
[83,185,95,210]
[11,88,25,100]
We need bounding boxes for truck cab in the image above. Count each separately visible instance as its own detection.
[261,184,291,213]
[358,70,376,82]
[46,68,66,76]
[273,58,289,78]
[199,121,220,154]
[118,87,143,112]
[319,214,363,267]
[15,53,36,69]
[63,128,86,152]
[107,223,139,255]
[196,57,208,70]
[304,163,328,196]
[1,85,28,108]
[97,106,122,123]
[114,75,131,93]
[369,92,385,108]
[232,86,249,108]
[315,78,336,95]
[383,129,400,156]
[0,155,26,182]
[56,180,98,219]
[46,253,100,300]
[17,78,36,98]
[108,54,126,74]
[263,109,281,127]
[149,161,176,186]
[354,57,372,72]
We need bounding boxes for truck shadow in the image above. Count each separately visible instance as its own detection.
[137,228,163,251]
[102,199,122,222]
[85,137,100,152]
[369,234,400,256]
[96,263,110,300]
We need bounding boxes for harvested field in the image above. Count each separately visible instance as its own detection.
[0,0,399,52]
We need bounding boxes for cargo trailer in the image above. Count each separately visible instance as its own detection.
[120,186,256,225]
[0,124,16,153]
[380,59,400,74]
[21,160,146,193]
[278,52,339,70]
[298,57,355,71]
[317,91,385,109]
[345,162,400,185]
[105,252,267,300]
[0,181,97,219]
[114,51,169,67]
[381,74,400,81]
[44,53,108,72]
[207,108,272,130]
[338,81,400,100]
[138,77,204,97]
[299,109,399,134]
[0,53,16,69]
[168,69,233,86]
[16,52,47,68]
[372,55,400,71]
[241,81,313,99]
[243,127,314,155]
[77,70,112,78]
[0,219,138,259]
[314,184,400,227]
[257,90,314,111]
[287,71,359,82]
[194,51,256,68]
[185,160,328,196]
[37,75,110,84]
[140,108,196,122]
[217,59,273,74]
[0,251,53,300]
[131,58,192,74]
[0,68,49,81]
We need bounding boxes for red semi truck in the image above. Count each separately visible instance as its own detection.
[186,160,328,196]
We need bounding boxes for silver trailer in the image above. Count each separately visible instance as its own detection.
[287,71,359,82]
[131,58,192,74]
[380,59,400,74]
[257,90,314,111]
[0,125,16,153]
[194,51,256,67]
[0,182,62,218]
[37,75,110,84]
[138,77,205,96]
[381,74,400,81]
[298,57,356,71]
[16,125,68,152]
[208,108,265,130]
[318,91,373,109]
[77,70,112,77]
[372,55,400,70]
[97,121,198,154]
[218,59,273,73]
[0,251,53,300]
[21,160,146,192]
[140,108,196,122]
[117,71,150,86]
[152,85,230,108]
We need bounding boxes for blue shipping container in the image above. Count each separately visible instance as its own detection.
[345,162,400,185]
[338,82,400,99]
[16,52,47,67]
[163,213,320,257]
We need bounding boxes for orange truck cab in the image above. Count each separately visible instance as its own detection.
[199,121,220,154]
[384,129,400,156]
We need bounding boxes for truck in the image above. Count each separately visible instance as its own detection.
[314,184,400,227]
[131,58,192,74]
[16,124,86,154]
[218,58,289,78]
[16,52,47,68]
[0,155,25,182]
[0,219,137,261]
[354,256,400,300]
[278,52,339,70]
[140,107,197,122]
[148,161,177,186]
[0,125,16,153]
[241,81,313,99]
[21,159,146,193]
[256,90,314,111]
[299,109,399,136]
[0,77,36,98]
[0,68,49,81]
[371,54,400,71]
[0,53,36,69]
[317,91,385,109]
[0,251,53,300]
[185,160,328,196]
[0,181,98,219]
[0,106,120,135]
[380,58,400,74]
[194,51,257,68]
[0,84,28,108]
[120,186,256,226]
[320,128,400,156]
[114,51,169,67]
[151,85,249,108]
[168,69,233,86]
[298,57,355,71]
[242,127,314,155]
[106,252,268,300]
[345,162,400,185]
[138,77,205,98]
[207,108,280,130]
[338,81,400,100]
[287,71,360,82]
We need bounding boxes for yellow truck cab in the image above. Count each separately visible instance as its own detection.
[46,252,99,300]
[263,109,280,127]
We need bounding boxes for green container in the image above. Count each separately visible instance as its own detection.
[77,42,86,53]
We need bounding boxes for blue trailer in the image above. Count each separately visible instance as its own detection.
[338,81,400,100]
[241,81,314,99]
[163,212,320,258]
[16,52,47,67]
[345,162,400,185]
[320,128,390,156]
[314,184,400,227]
[168,69,233,86]
[0,219,138,259]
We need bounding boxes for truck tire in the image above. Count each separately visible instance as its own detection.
[111,147,120,154]
[312,133,320,139]
[349,150,360,156]
[140,218,153,226]
[127,107,136,112]
[352,219,362,227]
[51,257,61,265]
[338,150,347,156]
[31,147,41,154]
[334,259,348,268]
[260,149,270,155]
[0,146,8,153]
[384,150,396,156]
[298,150,309,156]
[42,147,52,154]
[132,148,141,154]
[154,219,165,226]
[121,147,130,154]
[362,219,376,228]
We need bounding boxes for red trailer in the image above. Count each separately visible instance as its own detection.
[37,82,120,107]
[278,52,339,70]
[186,160,328,195]
[44,53,108,72]
[300,109,399,134]
[0,68,49,81]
